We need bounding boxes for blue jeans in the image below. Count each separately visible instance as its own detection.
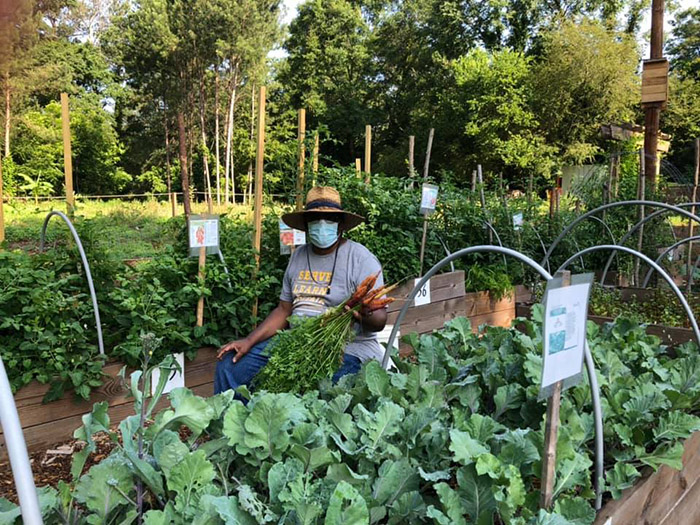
[214,339,363,396]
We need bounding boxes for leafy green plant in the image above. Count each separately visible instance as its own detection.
[5,315,699,524]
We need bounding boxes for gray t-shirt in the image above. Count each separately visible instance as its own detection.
[280,239,384,362]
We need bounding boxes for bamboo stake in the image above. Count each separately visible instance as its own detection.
[0,157,4,244]
[214,73,221,206]
[422,128,434,180]
[540,270,571,510]
[686,138,700,293]
[477,165,492,244]
[60,93,74,216]
[196,246,206,327]
[355,158,361,178]
[364,125,371,183]
[296,109,306,210]
[312,133,319,181]
[471,170,477,193]
[164,114,176,217]
[408,135,415,188]
[252,86,266,321]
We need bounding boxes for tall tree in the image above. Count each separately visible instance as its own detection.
[667,7,700,81]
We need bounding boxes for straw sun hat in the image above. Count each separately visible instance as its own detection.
[282,186,365,232]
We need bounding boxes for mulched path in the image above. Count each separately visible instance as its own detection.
[0,432,116,504]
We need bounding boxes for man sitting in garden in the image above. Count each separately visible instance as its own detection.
[214,186,388,394]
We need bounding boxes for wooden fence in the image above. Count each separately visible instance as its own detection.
[1,270,515,459]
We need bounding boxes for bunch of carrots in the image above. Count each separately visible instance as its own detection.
[255,272,396,394]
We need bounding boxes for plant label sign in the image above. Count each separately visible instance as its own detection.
[539,273,594,399]
[513,212,524,231]
[188,215,220,256]
[151,352,185,396]
[420,184,439,215]
[413,278,431,306]
[279,219,306,255]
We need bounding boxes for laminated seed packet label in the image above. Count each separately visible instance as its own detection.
[539,273,593,399]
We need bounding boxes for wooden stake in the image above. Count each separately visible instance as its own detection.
[296,109,306,210]
[635,150,646,286]
[312,133,319,179]
[408,135,415,188]
[540,270,571,510]
[477,165,492,244]
[196,246,206,327]
[355,158,361,178]
[0,157,5,245]
[686,138,700,293]
[364,125,371,182]
[164,114,176,218]
[418,129,435,276]
[252,86,266,320]
[471,170,477,193]
[422,128,434,180]
[60,93,74,216]
[527,171,534,212]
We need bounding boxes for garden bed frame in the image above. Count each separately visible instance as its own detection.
[1,270,515,460]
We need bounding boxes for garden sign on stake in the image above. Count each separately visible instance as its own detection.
[539,270,593,509]
[188,214,220,326]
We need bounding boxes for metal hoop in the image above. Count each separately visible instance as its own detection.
[556,245,700,345]
[381,245,604,509]
[39,211,105,355]
[642,235,700,288]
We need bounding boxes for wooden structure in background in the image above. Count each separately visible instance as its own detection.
[642,59,670,106]
[60,93,74,216]
[0,158,4,244]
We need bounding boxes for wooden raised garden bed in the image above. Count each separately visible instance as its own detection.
[1,270,515,460]
[595,431,700,524]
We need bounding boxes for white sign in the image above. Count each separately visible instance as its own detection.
[189,216,219,249]
[151,352,185,396]
[420,184,439,215]
[413,278,431,306]
[513,212,524,231]
[279,219,306,255]
[540,281,591,392]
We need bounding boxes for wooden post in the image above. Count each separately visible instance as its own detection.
[423,128,434,180]
[252,86,266,320]
[164,114,176,218]
[471,170,477,192]
[355,158,361,178]
[686,138,700,293]
[635,150,646,286]
[312,132,319,180]
[196,246,206,327]
[408,135,415,188]
[540,270,571,510]
[364,125,371,182]
[60,93,74,216]
[643,0,665,189]
[527,172,534,213]
[296,109,306,210]
[418,129,435,275]
[0,156,4,245]
[477,165,492,244]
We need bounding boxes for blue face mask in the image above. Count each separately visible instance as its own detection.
[308,219,339,248]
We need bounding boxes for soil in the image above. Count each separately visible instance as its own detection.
[0,432,116,504]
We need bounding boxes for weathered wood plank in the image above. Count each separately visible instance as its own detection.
[594,431,700,525]
[386,271,465,313]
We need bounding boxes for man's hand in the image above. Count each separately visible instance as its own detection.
[217,338,252,363]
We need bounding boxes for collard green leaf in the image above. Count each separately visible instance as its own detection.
[605,462,641,499]
[355,400,404,452]
[636,442,684,471]
[325,481,369,525]
[388,490,426,524]
[222,401,253,456]
[364,360,391,398]
[494,384,525,420]
[553,454,592,498]
[461,413,505,443]
[449,429,489,465]
[456,465,497,525]
[498,428,540,468]
[530,509,577,525]
[418,466,451,482]
[244,393,309,461]
[74,454,134,522]
[237,484,277,523]
[199,495,257,525]
[166,449,215,496]
[553,497,596,525]
[371,458,419,506]
[154,388,216,438]
[653,411,700,441]
[431,482,467,525]
[268,458,304,504]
